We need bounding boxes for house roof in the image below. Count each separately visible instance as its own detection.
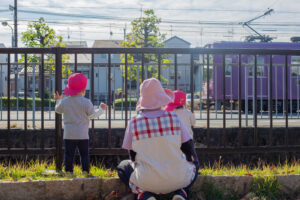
[63,41,88,48]
[92,40,123,48]
[164,36,191,45]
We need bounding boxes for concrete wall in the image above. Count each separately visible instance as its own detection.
[0,175,299,200]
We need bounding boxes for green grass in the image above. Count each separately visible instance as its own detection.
[0,159,299,182]
[0,160,116,181]
[200,159,300,176]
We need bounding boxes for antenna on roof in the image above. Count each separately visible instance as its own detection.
[109,24,113,39]
[240,8,274,42]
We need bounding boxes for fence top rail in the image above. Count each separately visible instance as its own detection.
[1,47,300,55]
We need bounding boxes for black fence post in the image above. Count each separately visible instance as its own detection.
[55,47,63,171]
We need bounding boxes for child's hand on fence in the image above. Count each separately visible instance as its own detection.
[55,91,63,100]
[100,103,107,110]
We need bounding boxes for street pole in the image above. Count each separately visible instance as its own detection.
[14,0,17,50]
[14,0,19,119]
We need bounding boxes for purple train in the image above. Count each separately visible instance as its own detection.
[206,41,300,112]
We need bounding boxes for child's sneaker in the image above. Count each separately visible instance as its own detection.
[172,189,188,200]
[137,192,157,200]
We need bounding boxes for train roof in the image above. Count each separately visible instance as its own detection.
[209,41,300,49]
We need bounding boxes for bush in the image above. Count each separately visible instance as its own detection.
[250,176,284,200]
[113,98,137,109]
[0,97,55,108]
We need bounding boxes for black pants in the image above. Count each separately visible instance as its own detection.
[117,160,198,193]
[64,139,90,173]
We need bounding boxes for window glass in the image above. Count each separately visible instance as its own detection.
[291,56,300,76]
[225,57,232,76]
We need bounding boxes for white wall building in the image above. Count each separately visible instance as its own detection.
[0,43,8,96]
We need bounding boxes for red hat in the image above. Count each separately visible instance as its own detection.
[164,90,186,111]
[64,73,87,96]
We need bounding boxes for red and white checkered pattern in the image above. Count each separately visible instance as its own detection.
[131,111,181,141]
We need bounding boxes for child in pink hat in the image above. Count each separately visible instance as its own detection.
[55,73,107,174]
[164,90,196,138]
[117,78,198,200]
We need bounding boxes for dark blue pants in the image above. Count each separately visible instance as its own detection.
[64,139,89,173]
[117,160,198,193]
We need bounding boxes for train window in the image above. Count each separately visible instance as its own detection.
[291,67,300,76]
[225,58,232,76]
[291,56,300,76]
[247,57,265,77]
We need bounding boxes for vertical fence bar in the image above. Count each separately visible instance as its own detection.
[175,54,178,90]
[55,48,63,171]
[41,54,45,131]
[285,55,289,145]
[190,54,194,112]
[282,68,285,117]
[125,53,128,127]
[24,54,28,150]
[222,54,226,147]
[215,64,218,119]
[91,53,95,149]
[0,65,2,121]
[74,53,78,73]
[49,67,52,120]
[141,53,145,82]
[41,54,45,149]
[7,54,10,131]
[7,54,11,149]
[238,54,242,147]
[275,67,278,118]
[269,55,273,146]
[158,54,161,81]
[206,54,210,147]
[254,55,258,146]
[200,57,203,119]
[108,53,112,148]
[32,63,36,129]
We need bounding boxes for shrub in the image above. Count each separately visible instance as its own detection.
[250,176,284,200]
[113,98,137,109]
[0,97,55,108]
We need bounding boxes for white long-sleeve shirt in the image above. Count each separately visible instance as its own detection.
[174,108,196,138]
[55,95,103,140]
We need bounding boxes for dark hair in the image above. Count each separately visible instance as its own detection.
[176,105,184,109]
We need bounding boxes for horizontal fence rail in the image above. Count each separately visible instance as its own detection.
[0,47,300,170]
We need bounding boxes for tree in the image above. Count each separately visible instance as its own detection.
[20,17,71,97]
[121,9,170,84]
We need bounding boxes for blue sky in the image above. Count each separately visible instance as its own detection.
[1,0,300,47]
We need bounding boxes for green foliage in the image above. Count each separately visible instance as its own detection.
[120,9,170,84]
[20,17,71,78]
[250,177,284,200]
[114,98,137,109]
[201,182,225,200]
[0,97,55,108]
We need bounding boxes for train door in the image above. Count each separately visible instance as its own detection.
[290,56,300,115]
[225,57,234,118]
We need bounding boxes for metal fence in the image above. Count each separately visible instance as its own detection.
[0,47,300,170]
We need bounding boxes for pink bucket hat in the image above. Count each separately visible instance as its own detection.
[164,90,186,111]
[136,78,174,111]
[64,73,87,96]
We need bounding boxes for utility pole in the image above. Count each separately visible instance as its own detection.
[123,24,127,41]
[14,0,18,98]
[14,0,17,51]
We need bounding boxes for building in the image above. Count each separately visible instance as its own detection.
[0,43,8,97]
[163,36,193,92]
[92,40,123,103]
